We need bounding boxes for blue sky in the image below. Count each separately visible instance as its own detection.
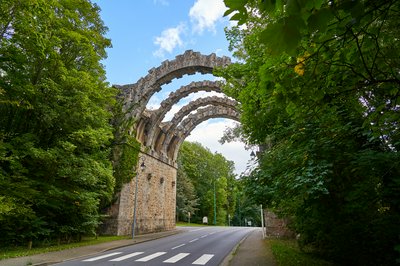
[93,0,252,174]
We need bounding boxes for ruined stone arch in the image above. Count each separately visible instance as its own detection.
[169,96,237,126]
[155,97,238,157]
[117,50,230,122]
[164,105,240,160]
[119,50,236,165]
[143,80,224,147]
[150,96,237,152]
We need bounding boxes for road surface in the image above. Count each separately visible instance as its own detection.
[55,226,256,266]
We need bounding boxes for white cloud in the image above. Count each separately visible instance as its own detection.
[153,23,187,58]
[189,0,227,34]
[186,119,251,175]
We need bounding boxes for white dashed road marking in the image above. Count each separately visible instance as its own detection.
[82,252,122,262]
[163,252,190,263]
[135,252,167,262]
[171,243,186,250]
[109,252,144,261]
[192,254,214,265]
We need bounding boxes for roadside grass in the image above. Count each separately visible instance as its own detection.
[269,239,335,266]
[176,222,206,227]
[0,235,130,261]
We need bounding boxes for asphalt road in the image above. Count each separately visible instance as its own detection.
[54,226,255,266]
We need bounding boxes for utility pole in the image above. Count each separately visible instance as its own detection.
[238,196,241,226]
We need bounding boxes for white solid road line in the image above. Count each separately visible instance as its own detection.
[82,252,122,262]
[163,253,190,263]
[171,243,186,250]
[135,252,167,262]
[192,254,214,265]
[109,252,144,261]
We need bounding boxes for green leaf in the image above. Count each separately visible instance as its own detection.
[286,0,301,15]
[230,12,244,22]
[305,0,324,9]
[307,7,333,32]
[223,8,236,17]
[259,0,278,13]
[259,16,304,55]
[350,1,365,21]
[224,0,248,10]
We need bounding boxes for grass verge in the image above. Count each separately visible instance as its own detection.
[0,235,130,261]
[269,239,335,266]
[176,222,206,227]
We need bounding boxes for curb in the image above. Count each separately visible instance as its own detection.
[220,230,252,266]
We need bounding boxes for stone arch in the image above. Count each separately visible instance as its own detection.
[155,97,238,155]
[164,105,240,160]
[169,96,237,126]
[152,99,238,156]
[143,80,224,147]
[118,50,230,122]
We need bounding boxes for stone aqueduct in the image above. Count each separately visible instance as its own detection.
[103,50,239,235]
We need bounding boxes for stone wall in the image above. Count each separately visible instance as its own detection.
[264,209,294,238]
[114,153,177,236]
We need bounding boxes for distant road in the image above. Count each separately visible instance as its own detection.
[55,226,256,266]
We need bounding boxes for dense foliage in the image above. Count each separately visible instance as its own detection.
[111,102,141,193]
[177,141,239,225]
[0,0,115,247]
[220,0,400,265]
[230,180,262,227]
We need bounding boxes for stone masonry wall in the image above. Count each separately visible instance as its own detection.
[264,209,294,238]
[116,153,177,236]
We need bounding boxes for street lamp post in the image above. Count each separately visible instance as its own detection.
[132,156,146,239]
[213,179,216,225]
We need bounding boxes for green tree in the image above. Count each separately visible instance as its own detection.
[177,141,237,225]
[176,156,199,222]
[219,0,400,264]
[0,0,114,247]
